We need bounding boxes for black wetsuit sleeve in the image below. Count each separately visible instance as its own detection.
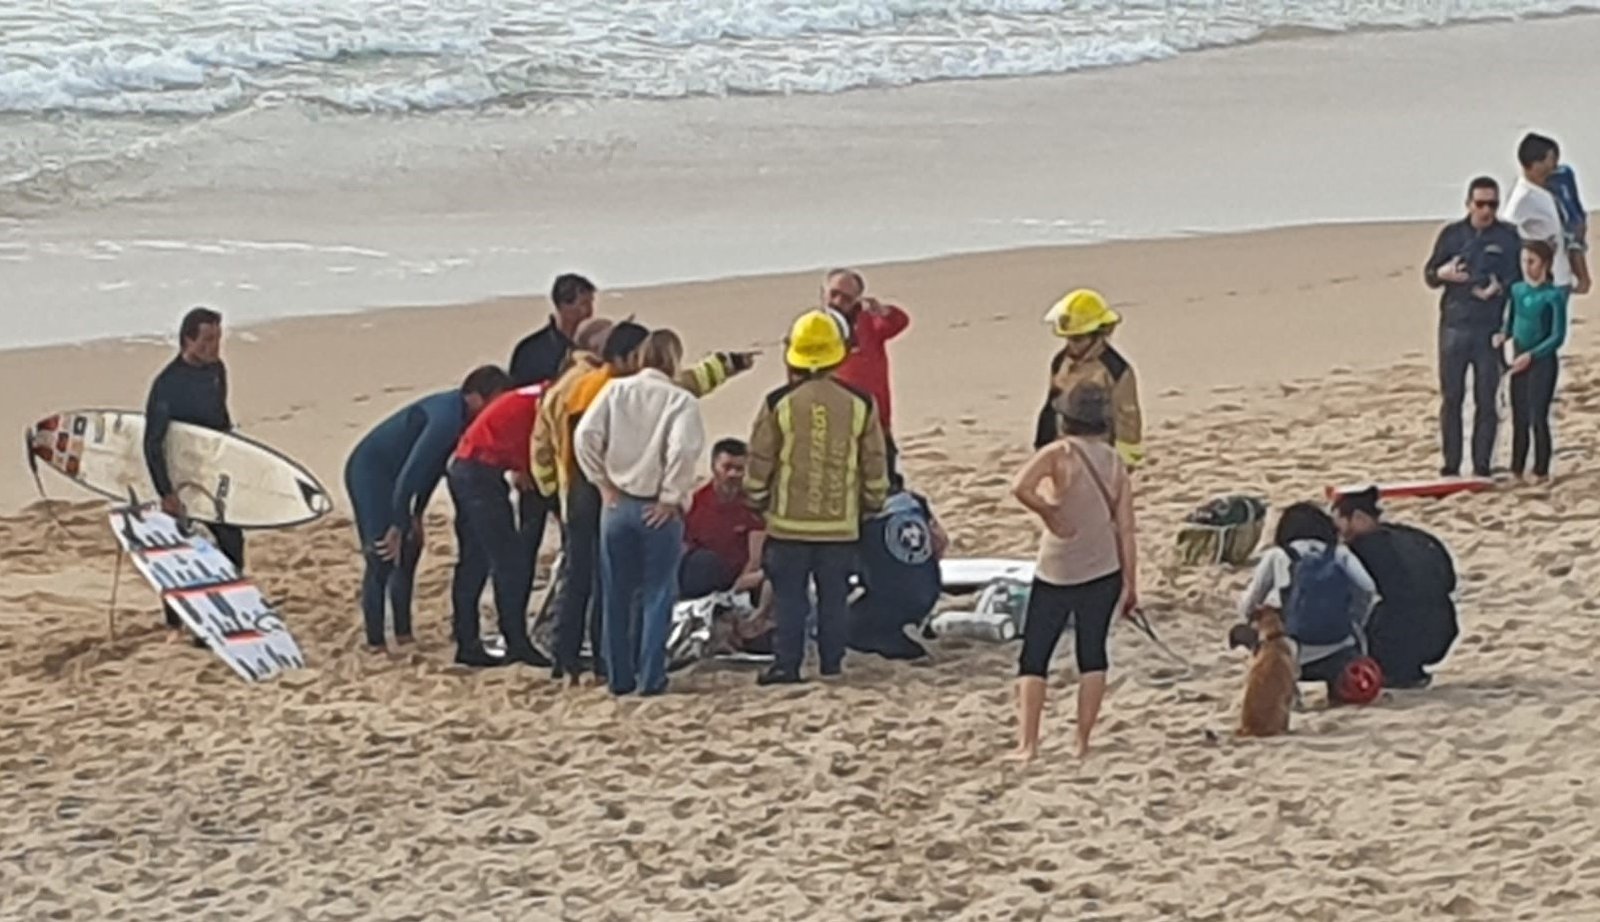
[1423,225,1457,289]
[218,363,233,430]
[390,404,455,524]
[144,371,175,498]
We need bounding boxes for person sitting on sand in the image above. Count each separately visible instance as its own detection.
[847,484,948,661]
[1234,502,1376,701]
[745,310,890,686]
[680,438,767,600]
[1034,289,1144,469]
[1010,385,1138,761]
[1496,240,1569,483]
[575,327,708,697]
[1333,488,1458,689]
[344,365,510,654]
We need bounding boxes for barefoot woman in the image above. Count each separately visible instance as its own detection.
[1009,384,1139,760]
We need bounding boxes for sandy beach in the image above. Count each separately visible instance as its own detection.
[4,216,1600,918]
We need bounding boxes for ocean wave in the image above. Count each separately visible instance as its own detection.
[1,0,1598,119]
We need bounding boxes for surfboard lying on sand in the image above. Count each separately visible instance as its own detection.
[28,409,332,529]
[1325,478,1494,503]
[940,557,1037,592]
[108,505,306,683]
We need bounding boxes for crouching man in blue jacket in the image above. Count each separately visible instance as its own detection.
[344,366,511,652]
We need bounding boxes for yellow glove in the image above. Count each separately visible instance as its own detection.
[1115,440,1145,469]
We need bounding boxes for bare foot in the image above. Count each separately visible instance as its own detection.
[164,628,186,645]
[1075,736,1092,759]
[1007,744,1039,764]
[362,644,387,655]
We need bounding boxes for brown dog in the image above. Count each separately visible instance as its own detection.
[1236,608,1297,738]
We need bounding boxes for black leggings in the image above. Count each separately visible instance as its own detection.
[1510,355,1559,477]
[1018,573,1122,678]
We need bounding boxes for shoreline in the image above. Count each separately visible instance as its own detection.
[8,14,1600,349]
[3,218,1464,515]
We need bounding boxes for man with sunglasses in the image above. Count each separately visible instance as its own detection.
[1424,176,1521,478]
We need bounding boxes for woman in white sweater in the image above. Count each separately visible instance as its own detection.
[574,329,708,697]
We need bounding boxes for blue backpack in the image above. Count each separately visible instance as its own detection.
[1283,545,1357,646]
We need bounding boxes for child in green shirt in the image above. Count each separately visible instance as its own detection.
[1495,240,1569,480]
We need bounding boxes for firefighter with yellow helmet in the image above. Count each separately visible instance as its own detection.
[1035,289,1145,467]
[744,309,889,686]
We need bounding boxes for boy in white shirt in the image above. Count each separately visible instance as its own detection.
[574,328,707,696]
[1507,132,1589,294]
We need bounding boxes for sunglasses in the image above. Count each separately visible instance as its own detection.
[1471,199,1500,209]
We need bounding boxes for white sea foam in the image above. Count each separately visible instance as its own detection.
[4,0,1598,119]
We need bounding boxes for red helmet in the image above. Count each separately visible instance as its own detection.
[1335,656,1384,705]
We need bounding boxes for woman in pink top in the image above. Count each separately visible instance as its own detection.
[1009,385,1139,761]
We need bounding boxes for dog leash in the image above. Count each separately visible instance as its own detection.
[1126,607,1197,686]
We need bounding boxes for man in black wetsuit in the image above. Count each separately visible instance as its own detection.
[144,306,241,639]
[508,273,597,601]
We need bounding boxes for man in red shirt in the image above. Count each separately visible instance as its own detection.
[446,383,551,668]
[680,439,767,599]
[824,268,909,485]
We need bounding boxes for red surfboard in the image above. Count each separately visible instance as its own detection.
[1325,478,1494,502]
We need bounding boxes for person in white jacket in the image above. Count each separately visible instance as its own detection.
[574,328,708,696]
[1234,502,1377,700]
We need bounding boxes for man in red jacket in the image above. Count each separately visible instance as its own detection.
[447,383,552,668]
[824,267,910,485]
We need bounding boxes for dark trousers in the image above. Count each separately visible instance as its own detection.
[518,488,553,599]
[1017,573,1122,677]
[679,546,737,600]
[765,539,855,676]
[447,459,534,656]
[1510,355,1559,477]
[884,433,902,491]
[553,478,604,677]
[358,540,420,647]
[1301,646,1359,700]
[163,524,244,629]
[1438,326,1500,476]
[1368,599,1459,684]
[848,596,929,659]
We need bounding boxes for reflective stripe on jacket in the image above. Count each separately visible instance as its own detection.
[745,375,889,542]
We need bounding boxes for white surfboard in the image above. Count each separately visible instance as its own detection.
[940,557,1037,592]
[108,505,306,683]
[29,408,332,529]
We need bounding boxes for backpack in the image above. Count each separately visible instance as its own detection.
[1283,545,1358,646]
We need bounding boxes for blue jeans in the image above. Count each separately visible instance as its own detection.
[599,496,683,695]
[345,458,420,647]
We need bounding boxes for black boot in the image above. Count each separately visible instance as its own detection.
[757,666,803,686]
[454,646,508,668]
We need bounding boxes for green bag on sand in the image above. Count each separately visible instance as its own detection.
[1175,495,1268,567]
